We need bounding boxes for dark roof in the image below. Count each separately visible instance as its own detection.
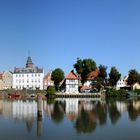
[14,67,43,74]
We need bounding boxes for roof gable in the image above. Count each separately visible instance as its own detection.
[88,69,99,80]
[66,70,78,79]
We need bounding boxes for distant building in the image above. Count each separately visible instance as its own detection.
[13,56,44,90]
[81,69,99,92]
[116,78,127,90]
[116,76,130,90]
[2,71,13,89]
[0,74,4,90]
[43,70,54,90]
[132,82,140,90]
[65,70,79,94]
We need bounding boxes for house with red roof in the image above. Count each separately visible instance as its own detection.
[43,70,54,90]
[81,69,99,92]
[65,70,79,93]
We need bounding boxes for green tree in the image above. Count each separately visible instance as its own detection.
[98,65,107,80]
[51,68,64,91]
[127,69,140,85]
[92,65,107,91]
[92,77,104,91]
[109,67,121,87]
[74,58,96,84]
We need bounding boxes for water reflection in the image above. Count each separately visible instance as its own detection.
[0,98,140,138]
[44,98,140,134]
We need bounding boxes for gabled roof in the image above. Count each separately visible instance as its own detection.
[44,71,52,81]
[132,82,140,86]
[66,70,78,79]
[88,69,99,80]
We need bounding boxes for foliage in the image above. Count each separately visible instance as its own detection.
[74,58,97,84]
[51,68,64,91]
[109,67,121,87]
[133,89,140,95]
[92,77,104,91]
[127,69,140,85]
[106,88,128,97]
[47,86,56,95]
[92,65,107,91]
[98,65,107,80]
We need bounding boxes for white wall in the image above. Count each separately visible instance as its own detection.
[66,79,79,93]
[13,72,44,90]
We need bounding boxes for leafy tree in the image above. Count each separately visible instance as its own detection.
[47,86,56,95]
[92,65,107,91]
[98,65,107,80]
[74,58,96,84]
[127,69,140,85]
[51,68,64,91]
[92,77,104,91]
[109,67,121,87]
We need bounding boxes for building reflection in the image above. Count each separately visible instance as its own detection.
[43,98,140,134]
[0,99,41,135]
[1,98,140,135]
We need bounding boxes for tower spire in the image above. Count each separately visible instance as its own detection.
[26,55,34,68]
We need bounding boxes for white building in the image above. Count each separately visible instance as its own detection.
[65,70,79,94]
[13,56,44,90]
[116,78,127,90]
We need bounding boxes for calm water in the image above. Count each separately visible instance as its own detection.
[0,98,140,140]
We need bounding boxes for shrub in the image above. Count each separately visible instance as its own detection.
[47,86,56,95]
[106,88,128,97]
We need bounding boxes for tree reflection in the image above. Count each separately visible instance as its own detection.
[51,101,65,124]
[95,102,107,126]
[75,108,97,134]
[127,100,140,121]
[108,102,121,125]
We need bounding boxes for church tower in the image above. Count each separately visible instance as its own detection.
[26,56,34,68]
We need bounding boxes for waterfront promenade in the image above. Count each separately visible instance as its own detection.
[55,92,101,98]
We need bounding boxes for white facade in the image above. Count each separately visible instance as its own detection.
[13,56,44,90]
[116,78,127,90]
[66,79,79,93]
[13,72,44,90]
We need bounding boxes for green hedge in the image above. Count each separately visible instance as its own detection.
[106,88,128,97]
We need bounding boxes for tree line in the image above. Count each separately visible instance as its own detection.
[50,58,140,91]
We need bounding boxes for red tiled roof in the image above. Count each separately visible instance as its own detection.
[66,70,78,79]
[44,71,52,81]
[88,69,99,80]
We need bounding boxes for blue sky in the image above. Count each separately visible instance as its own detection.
[0,0,140,76]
